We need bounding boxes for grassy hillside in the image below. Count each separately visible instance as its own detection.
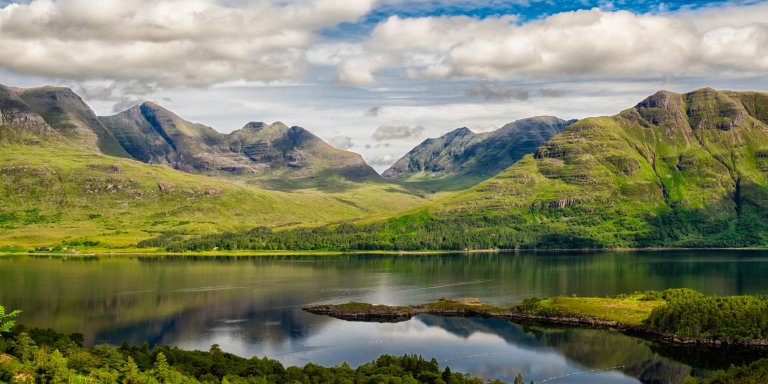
[17,87,131,158]
[0,144,426,251]
[151,88,768,251]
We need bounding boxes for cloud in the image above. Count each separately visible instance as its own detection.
[335,3,768,84]
[327,135,354,149]
[538,88,565,97]
[372,125,425,141]
[112,98,143,113]
[76,81,157,112]
[365,143,391,149]
[367,154,396,167]
[365,106,383,117]
[0,0,375,87]
[466,83,529,101]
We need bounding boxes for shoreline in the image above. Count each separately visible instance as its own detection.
[2,246,768,258]
[303,301,768,348]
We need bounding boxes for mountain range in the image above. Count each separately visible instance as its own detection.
[382,116,575,188]
[99,102,379,189]
[0,84,428,250]
[3,84,768,251]
[151,88,768,251]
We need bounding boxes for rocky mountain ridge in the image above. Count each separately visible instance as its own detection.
[382,116,575,185]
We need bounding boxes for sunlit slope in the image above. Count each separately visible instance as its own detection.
[0,144,425,250]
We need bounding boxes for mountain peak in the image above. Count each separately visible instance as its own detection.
[243,122,266,130]
[446,127,474,138]
[636,90,681,110]
[383,116,570,183]
[11,85,130,157]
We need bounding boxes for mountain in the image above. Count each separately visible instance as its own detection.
[0,85,65,145]
[156,88,768,251]
[100,102,379,188]
[382,116,574,187]
[0,84,428,251]
[14,86,131,157]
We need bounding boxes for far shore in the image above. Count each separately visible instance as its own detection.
[2,246,768,257]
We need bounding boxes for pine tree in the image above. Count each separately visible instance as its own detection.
[155,352,171,383]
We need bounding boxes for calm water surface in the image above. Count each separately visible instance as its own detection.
[2,250,768,383]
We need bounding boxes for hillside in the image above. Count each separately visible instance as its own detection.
[153,88,768,251]
[15,86,131,158]
[100,102,379,189]
[0,86,428,251]
[382,116,573,189]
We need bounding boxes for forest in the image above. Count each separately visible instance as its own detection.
[136,203,766,253]
[644,290,768,340]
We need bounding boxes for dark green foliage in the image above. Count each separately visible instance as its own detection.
[138,211,620,252]
[644,294,768,339]
[0,326,502,384]
[686,358,768,384]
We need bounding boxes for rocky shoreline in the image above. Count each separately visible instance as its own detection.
[303,300,768,348]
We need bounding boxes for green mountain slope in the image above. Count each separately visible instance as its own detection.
[382,116,573,188]
[0,85,66,145]
[100,102,380,189]
[15,86,131,158]
[154,88,768,251]
[0,88,427,251]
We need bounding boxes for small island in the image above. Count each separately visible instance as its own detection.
[304,289,768,347]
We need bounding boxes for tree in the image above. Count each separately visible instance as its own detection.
[120,357,145,384]
[13,332,38,363]
[0,305,21,333]
[36,349,73,384]
[514,374,525,384]
[155,352,171,383]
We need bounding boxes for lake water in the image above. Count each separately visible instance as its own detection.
[2,250,768,383]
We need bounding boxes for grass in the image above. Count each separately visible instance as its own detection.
[532,295,665,325]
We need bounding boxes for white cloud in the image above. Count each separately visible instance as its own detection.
[372,124,425,141]
[466,84,529,101]
[0,0,375,86]
[327,135,354,149]
[365,106,383,117]
[366,154,396,167]
[335,3,768,84]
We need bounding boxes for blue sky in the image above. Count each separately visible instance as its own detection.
[0,0,767,171]
[322,0,754,39]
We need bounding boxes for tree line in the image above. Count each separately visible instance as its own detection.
[135,202,768,252]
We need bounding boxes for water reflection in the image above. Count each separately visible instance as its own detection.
[2,251,768,383]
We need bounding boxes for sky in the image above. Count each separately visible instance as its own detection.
[1,0,767,171]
